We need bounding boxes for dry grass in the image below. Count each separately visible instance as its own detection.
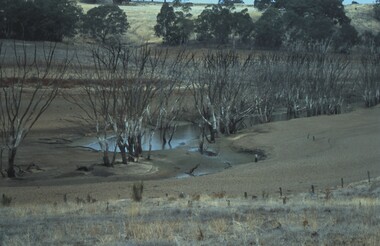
[346,4,380,35]
[1,177,380,245]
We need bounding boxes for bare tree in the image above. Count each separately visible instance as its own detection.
[66,43,125,166]
[151,50,193,149]
[0,41,68,177]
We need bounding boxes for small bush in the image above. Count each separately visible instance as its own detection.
[211,191,226,199]
[132,181,144,202]
[2,194,12,206]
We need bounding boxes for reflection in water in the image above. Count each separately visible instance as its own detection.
[86,124,199,152]
[86,110,293,153]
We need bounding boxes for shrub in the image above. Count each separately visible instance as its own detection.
[132,181,144,202]
[2,194,12,206]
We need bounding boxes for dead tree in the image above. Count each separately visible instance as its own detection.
[152,50,193,149]
[115,46,166,162]
[0,41,68,177]
[66,43,125,166]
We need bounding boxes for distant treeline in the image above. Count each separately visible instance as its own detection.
[154,0,380,52]
[0,0,128,43]
[0,0,380,52]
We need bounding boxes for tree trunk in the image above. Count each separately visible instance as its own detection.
[7,148,17,178]
[168,125,176,146]
[136,134,143,156]
[103,151,112,167]
[208,124,216,143]
[127,136,135,161]
[0,148,4,177]
[117,142,128,164]
[161,128,167,148]
[147,130,155,160]
[199,125,205,155]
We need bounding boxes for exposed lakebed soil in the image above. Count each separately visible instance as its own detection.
[1,93,380,205]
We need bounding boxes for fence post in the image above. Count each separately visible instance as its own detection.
[368,171,371,183]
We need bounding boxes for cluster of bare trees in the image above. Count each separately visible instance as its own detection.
[191,51,256,147]
[67,44,191,166]
[190,51,355,149]
[1,40,379,178]
[73,47,376,158]
[359,54,380,107]
[280,53,351,118]
[0,42,69,177]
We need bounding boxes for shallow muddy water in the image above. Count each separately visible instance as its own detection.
[86,124,199,152]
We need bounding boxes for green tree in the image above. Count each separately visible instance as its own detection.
[232,9,255,44]
[195,4,252,44]
[154,2,194,45]
[0,0,24,38]
[254,7,283,48]
[174,11,194,44]
[332,23,359,52]
[375,0,380,21]
[154,3,177,44]
[81,0,98,3]
[278,0,354,48]
[195,5,232,44]
[35,0,83,41]
[254,0,272,11]
[0,0,82,41]
[279,0,349,25]
[82,5,129,43]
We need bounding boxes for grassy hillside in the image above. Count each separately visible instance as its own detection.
[345,4,380,35]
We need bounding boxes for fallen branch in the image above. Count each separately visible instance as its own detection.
[185,164,200,176]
